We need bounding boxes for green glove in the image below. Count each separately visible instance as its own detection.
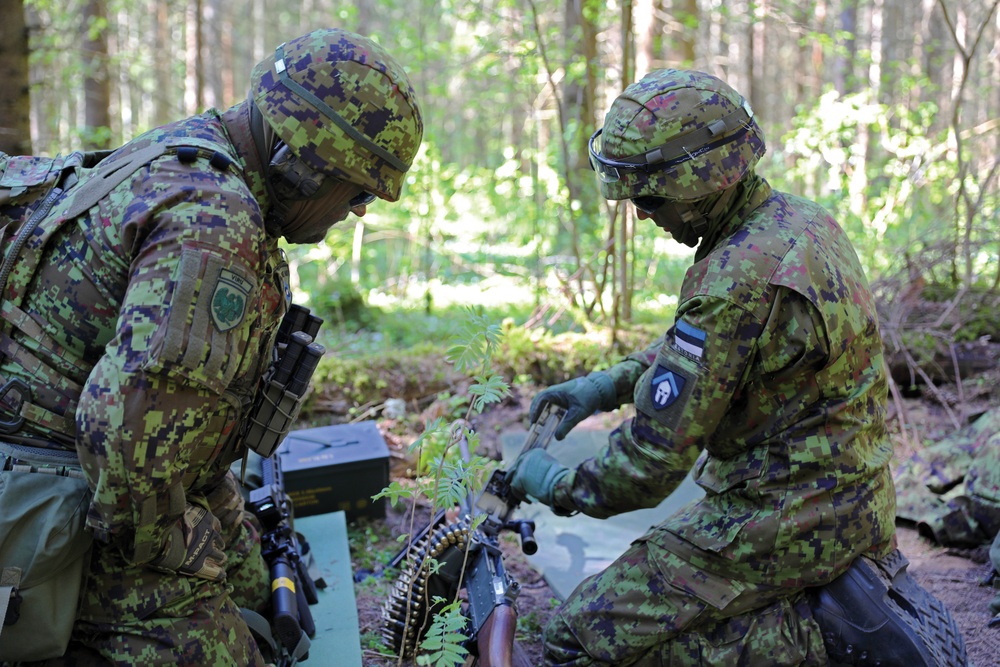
[150,498,228,582]
[529,371,617,440]
[508,448,570,507]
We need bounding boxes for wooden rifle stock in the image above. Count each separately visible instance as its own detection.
[477,603,531,667]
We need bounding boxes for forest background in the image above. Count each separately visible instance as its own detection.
[2,0,998,351]
[2,0,999,472]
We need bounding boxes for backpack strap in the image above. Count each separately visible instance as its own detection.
[60,142,170,221]
[240,606,312,666]
[3,137,241,312]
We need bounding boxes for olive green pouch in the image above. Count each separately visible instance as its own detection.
[0,465,93,661]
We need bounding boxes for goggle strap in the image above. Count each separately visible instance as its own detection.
[273,44,408,173]
[633,100,753,166]
[592,98,755,174]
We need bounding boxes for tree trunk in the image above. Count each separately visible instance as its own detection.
[0,0,32,154]
[82,0,112,150]
[668,0,697,66]
[634,0,655,80]
[612,1,635,327]
[833,0,859,94]
[185,0,204,115]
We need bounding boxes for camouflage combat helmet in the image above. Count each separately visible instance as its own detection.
[589,69,765,201]
[250,28,423,202]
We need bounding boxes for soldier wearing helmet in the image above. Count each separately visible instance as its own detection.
[509,70,964,665]
[0,28,421,664]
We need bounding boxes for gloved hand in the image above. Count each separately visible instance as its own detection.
[150,498,228,582]
[507,448,570,507]
[529,371,617,440]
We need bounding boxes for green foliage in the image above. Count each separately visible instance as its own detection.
[446,308,504,373]
[469,374,509,413]
[347,517,397,572]
[495,318,660,386]
[415,600,469,667]
[372,310,512,666]
[414,415,461,475]
[418,453,492,510]
[771,86,995,284]
[310,343,457,410]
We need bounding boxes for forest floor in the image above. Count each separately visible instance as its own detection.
[348,385,1000,667]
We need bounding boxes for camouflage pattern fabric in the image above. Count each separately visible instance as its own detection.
[251,28,423,202]
[894,406,1000,546]
[544,532,826,666]
[546,172,894,663]
[597,70,765,202]
[1,103,285,664]
[36,496,269,666]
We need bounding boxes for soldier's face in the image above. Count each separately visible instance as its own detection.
[648,203,702,248]
[281,181,369,244]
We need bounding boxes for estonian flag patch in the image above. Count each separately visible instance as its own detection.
[673,319,707,359]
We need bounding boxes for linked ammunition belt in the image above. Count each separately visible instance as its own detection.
[380,517,471,657]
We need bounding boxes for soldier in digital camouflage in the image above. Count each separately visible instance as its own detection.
[0,28,421,665]
[508,70,966,666]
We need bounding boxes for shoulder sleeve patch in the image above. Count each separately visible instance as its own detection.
[650,366,687,409]
[672,319,707,359]
[635,346,700,432]
[211,269,253,332]
[146,248,258,393]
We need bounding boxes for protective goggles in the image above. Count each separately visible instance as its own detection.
[349,191,377,208]
[587,98,756,184]
[631,196,667,215]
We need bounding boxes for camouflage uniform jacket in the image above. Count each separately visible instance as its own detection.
[554,183,896,588]
[0,108,289,565]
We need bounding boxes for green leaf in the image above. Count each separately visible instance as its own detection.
[372,481,412,505]
[469,373,510,413]
[416,601,470,667]
[410,417,446,454]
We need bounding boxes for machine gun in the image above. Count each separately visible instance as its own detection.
[247,454,321,666]
[380,404,566,667]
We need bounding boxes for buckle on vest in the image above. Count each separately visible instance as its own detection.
[0,378,30,435]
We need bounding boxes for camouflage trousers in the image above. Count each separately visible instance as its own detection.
[544,533,828,666]
[26,473,270,667]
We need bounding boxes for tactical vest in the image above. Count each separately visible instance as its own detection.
[0,139,240,439]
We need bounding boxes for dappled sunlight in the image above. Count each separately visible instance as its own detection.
[368,274,537,310]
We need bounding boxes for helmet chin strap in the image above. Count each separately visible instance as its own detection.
[247,95,290,237]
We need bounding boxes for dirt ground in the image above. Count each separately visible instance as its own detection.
[895,525,1000,666]
[350,390,1000,666]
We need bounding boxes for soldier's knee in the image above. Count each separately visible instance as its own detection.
[542,610,594,666]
